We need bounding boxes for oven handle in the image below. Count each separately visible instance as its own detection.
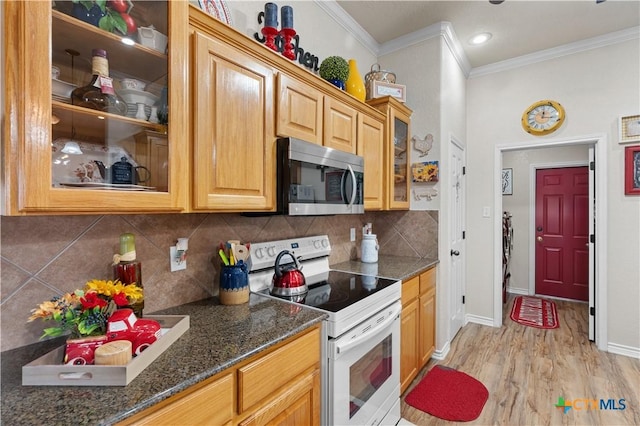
[335,302,402,354]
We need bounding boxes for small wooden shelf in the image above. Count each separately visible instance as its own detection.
[52,10,168,84]
[52,101,167,144]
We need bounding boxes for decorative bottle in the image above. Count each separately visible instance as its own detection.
[113,233,144,317]
[346,59,366,102]
[71,49,127,116]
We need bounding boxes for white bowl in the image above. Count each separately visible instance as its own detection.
[117,88,159,107]
[52,78,77,98]
[120,78,146,91]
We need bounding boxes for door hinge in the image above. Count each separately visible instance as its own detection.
[462,166,466,175]
[589,161,595,171]
[590,307,595,316]
[462,295,465,304]
[590,234,595,243]
[462,231,466,239]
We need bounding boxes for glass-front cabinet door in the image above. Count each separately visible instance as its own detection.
[366,96,412,210]
[3,1,188,214]
[390,110,410,209]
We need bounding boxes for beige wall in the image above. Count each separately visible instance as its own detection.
[0,211,437,352]
[467,39,640,350]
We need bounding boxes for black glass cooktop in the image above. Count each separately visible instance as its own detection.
[262,270,398,313]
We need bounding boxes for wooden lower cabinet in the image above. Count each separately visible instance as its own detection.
[119,326,321,426]
[400,267,436,393]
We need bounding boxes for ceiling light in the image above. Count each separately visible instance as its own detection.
[470,32,492,45]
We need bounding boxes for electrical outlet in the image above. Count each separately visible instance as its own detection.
[483,206,491,218]
[350,228,356,242]
[170,246,186,272]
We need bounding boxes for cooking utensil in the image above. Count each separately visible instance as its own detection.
[271,250,307,297]
[232,244,250,262]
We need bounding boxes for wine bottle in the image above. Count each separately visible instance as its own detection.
[113,232,144,317]
[71,49,127,116]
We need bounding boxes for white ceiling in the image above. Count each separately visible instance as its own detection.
[334,0,640,69]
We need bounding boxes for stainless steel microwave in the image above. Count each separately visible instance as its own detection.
[277,138,364,215]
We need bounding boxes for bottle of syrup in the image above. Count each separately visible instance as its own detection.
[113,232,144,317]
[71,48,127,116]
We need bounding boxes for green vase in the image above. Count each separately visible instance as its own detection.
[346,59,366,102]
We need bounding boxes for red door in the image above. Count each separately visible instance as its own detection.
[535,167,589,301]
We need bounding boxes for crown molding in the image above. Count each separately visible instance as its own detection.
[316,2,638,79]
[377,22,472,77]
[314,0,380,56]
[470,26,640,78]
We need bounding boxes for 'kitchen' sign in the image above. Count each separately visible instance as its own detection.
[253,12,320,72]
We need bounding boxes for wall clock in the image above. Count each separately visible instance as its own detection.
[522,100,565,135]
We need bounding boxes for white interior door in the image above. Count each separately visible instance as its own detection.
[450,139,465,338]
[588,146,595,341]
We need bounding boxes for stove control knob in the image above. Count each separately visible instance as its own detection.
[267,246,277,257]
[321,239,329,248]
[313,240,322,249]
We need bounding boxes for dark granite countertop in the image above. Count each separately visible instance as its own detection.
[331,255,439,282]
[1,294,326,426]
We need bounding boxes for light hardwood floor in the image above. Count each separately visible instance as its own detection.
[400,294,640,425]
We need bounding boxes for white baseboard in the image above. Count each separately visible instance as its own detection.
[507,287,528,296]
[432,341,450,360]
[607,342,640,359]
[465,314,495,327]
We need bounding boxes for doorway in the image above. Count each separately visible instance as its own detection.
[534,166,589,301]
[494,135,608,351]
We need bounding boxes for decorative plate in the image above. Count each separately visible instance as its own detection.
[198,0,233,25]
[51,139,139,187]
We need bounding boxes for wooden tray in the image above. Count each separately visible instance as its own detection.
[22,315,189,386]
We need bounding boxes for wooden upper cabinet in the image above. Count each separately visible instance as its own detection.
[324,97,358,154]
[191,30,275,211]
[357,114,385,210]
[2,1,189,215]
[276,74,323,145]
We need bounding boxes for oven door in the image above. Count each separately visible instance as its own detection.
[328,301,401,426]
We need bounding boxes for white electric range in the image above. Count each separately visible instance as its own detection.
[248,235,402,426]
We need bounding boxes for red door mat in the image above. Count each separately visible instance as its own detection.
[404,365,489,422]
[510,295,559,329]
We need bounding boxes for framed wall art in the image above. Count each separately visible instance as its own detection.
[411,161,439,182]
[502,168,513,195]
[625,145,640,195]
[619,114,640,144]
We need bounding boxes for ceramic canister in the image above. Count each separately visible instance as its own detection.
[361,234,379,263]
[219,262,249,305]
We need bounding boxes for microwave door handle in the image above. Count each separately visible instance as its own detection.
[343,165,357,207]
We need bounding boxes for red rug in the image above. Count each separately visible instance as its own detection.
[510,295,559,329]
[404,365,489,422]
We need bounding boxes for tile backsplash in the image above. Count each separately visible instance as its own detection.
[1,210,437,351]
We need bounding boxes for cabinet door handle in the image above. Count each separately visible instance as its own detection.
[450,250,460,256]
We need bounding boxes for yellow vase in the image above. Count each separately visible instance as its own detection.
[346,59,366,102]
